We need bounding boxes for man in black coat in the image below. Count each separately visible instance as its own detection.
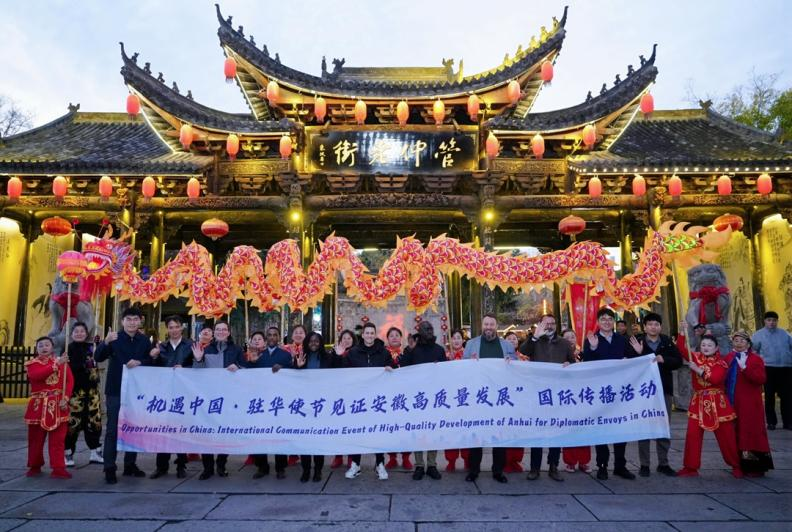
[626,311,682,477]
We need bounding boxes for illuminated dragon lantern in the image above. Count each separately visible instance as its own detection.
[61,221,730,318]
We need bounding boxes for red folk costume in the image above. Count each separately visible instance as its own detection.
[724,349,774,475]
[444,347,469,471]
[25,354,74,478]
[385,345,413,470]
[677,337,741,477]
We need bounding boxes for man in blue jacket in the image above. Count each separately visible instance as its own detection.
[94,307,154,484]
[583,307,636,481]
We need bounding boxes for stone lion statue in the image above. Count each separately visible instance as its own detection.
[684,263,731,353]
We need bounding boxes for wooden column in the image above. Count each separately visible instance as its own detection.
[619,210,633,277]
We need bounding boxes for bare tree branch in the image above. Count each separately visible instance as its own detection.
[0,95,34,138]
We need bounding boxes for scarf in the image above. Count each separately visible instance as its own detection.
[725,354,738,405]
[689,286,730,324]
[51,291,81,327]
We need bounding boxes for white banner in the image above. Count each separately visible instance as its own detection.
[118,355,669,454]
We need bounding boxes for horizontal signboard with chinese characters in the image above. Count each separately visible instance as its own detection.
[306,128,478,174]
[118,356,668,455]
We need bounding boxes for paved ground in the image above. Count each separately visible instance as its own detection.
[0,403,790,531]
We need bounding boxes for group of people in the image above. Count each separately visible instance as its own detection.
[24,305,788,484]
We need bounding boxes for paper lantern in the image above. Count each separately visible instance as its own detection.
[201,218,229,241]
[467,94,480,121]
[354,99,367,125]
[632,174,646,196]
[6,176,22,200]
[141,176,156,199]
[540,60,554,83]
[507,80,521,104]
[588,177,602,197]
[396,100,409,126]
[266,80,280,103]
[226,133,239,160]
[187,178,201,200]
[279,134,292,159]
[179,124,194,150]
[432,99,445,125]
[98,175,113,200]
[52,176,68,198]
[713,213,743,232]
[57,251,87,284]
[41,216,72,237]
[531,133,545,159]
[640,92,654,117]
[558,215,586,237]
[485,132,500,159]
[224,57,237,82]
[314,96,326,123]
[126,94,140,117]
[717,175,732,196]
[668,175,682,196]
[582,124,597,148]
[757,172,773,195]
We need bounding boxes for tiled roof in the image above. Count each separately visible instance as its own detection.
[487,45,658,132]
[216,4,567,99]
[0,111,212,175]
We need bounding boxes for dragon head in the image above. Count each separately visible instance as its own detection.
[79,229,137,300]
[657,221,732,268]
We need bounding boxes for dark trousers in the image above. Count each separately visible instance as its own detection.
[201,454,227,473]
[103,395,137,472]
[765,366,792,427]
[300,455,324,472]
[156,453,187,471]
[65,387,102,452]
[530,447,561,470]
[595,442,627,470]
[350,453,384,466]
[468,447,506,475]
[253,454,287,472]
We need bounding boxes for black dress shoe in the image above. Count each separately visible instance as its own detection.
[493,473,508,484]
[123,466,146,478]
[465,472,478,482]
[105,470,118,484]
[412,466,425,480]
[300,470,311,483]
[149,469,168,479]
[656,465,677,477]
[426,466,442,480]
[276,470,286,479]
[596,466,608,480]
[614,467,636,480]
[312,470,322,482]
[252,467,269,479]
[176,466,186,479]
[216,466,228,477]
[639,466,650,477]
[198,470,213,480]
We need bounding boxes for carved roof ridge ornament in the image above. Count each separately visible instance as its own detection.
[215,3,567,100]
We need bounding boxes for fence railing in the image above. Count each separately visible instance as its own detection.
[0,346,35,400]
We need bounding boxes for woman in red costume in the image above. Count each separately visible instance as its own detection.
[725,330,774,476]
[677,333,742,478]
[384,327,413,470]
[444,329,470,471]
[25,336,74,479]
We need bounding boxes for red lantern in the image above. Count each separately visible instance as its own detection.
[588,177,602,197]
[354,99,367,125]
[432,99,445,125]
[531,133,545,159]
[6,176,22,201]
[98,175,113,200]
[279,134,292,159]
[713,213,743,232]
[582,124,597,148]
[224,56,237,82]
[52,176,68,199]
[126,94,140,117]
[640,92,654,117]
[201,218,229,241]
[187,178,201,200]
[314,96,326,124]
[266,80,280,104]
[668,175,682,196]
[57,251,87,284]
[558,215,586,237]
[141,176,156,199]
[485,132,500,159]
[396,100,409,126]
[632,174,646,196]
[757,172,773,195]
[41,216,72,237]
[507,80,521,104]
[226,133,240,160]
[540,60,554,83]
[467,94,480,121]
[179,124,194,150]
[717,175,732,196]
